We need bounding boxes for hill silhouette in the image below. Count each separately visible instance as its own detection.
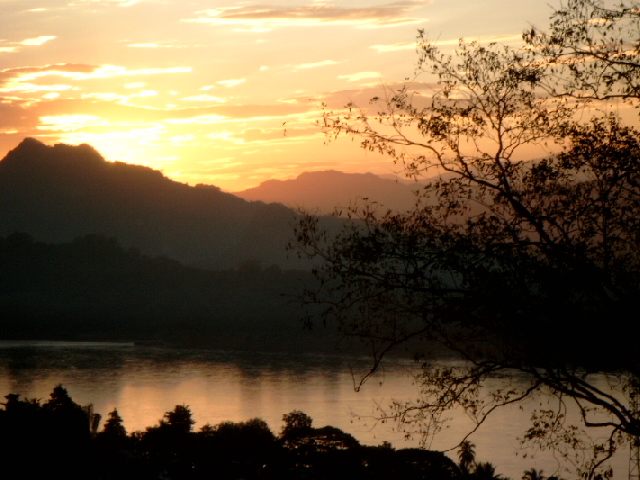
[0,232,337,350]
[0,138,316,270]
[235,170,420,214]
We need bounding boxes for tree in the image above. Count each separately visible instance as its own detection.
[161,404,195,434]
[458,440,476,475]
[522,468,546,480]
[525,0,640,101]
[102,408,127,439]
[292,2,640,478]
[281,410,314,441]
[472,461,506,480]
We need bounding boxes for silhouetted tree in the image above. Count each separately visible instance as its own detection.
[43,384,91,444]
[525,0,640,101]
[281,409,314,441]
[161,404,194,434]
[2,385,506,479]
[472,461,506,480]
[522,468,546,480]
[102,408,127,439]
[458,440,476,475]
[292,2,640,478]
[195,418,281,478]
[140,405,198,480]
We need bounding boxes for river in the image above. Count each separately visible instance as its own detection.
[0,341,630,479]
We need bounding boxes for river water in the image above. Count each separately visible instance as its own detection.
[0,341,630,479]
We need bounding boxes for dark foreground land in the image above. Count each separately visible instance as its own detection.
[0,385,467,480]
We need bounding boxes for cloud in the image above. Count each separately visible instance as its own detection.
[37,114,109,132]
[318,81,437,111]
[337,71,382,82]
[293,59,339,71]
[370,34,524,54]
[184,2,424,30]
[181,94,227,103]
[124,82,146,89]
[370,41,415,53]
[0,82,76,94]
[67,0,142,7]
[431,34,523,47]
[0,63,190,110]
[126,41,193,49]
[127,42,165,48]
[0,35,57,55]
[165,114,228,126]
[20,36,57,46]
[217,78,246,88]
[0,64,192,87]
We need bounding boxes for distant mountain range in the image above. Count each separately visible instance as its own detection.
[0,232,339,350]
[0,138,442,349]
[0,138,335,270]
[0,138,433,350]
[0,138,429,270]
[235,170,421,214]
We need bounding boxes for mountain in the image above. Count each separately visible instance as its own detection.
[0,232,338,350]
[0,138,320,270]
[235,170,420,214]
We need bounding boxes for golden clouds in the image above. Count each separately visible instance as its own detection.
[0,0,557,190]
[370,34,524,54]
[217,78,247,88]
[19,36,57,46]
[126,42,192,49]
[370,42,414,53]
[0,35,57,55]
[337,71,382,82]
[37,114,109,132]
[181,94,228,104]
[293,60,340,71]
[67,0,142,7]
[184,2,424,31]
[0,64,191,101]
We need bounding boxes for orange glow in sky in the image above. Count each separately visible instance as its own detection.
[0,1,553,191]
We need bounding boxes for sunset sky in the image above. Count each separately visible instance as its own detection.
[0,0,553,191]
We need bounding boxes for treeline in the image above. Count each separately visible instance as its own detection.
[0,385,467,480]
[0,233,337,351]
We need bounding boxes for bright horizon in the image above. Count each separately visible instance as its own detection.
[0,0,553,191]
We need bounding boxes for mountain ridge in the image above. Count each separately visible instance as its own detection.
[235,169,420,214]
[0,138,320,270]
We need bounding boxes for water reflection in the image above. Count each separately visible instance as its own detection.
[0,341,629,479]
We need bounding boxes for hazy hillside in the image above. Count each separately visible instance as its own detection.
[235,170,420,214]
[0,232,340,351]
[0,138,330,270]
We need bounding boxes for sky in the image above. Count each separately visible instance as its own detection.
[0,0,554,191]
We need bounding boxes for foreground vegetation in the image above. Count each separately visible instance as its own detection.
[0,385,556,480]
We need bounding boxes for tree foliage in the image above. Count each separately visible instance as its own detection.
[0,391,473,479]
[102,408,127,439]
[526,0,640,101]
[293,1,640,478]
